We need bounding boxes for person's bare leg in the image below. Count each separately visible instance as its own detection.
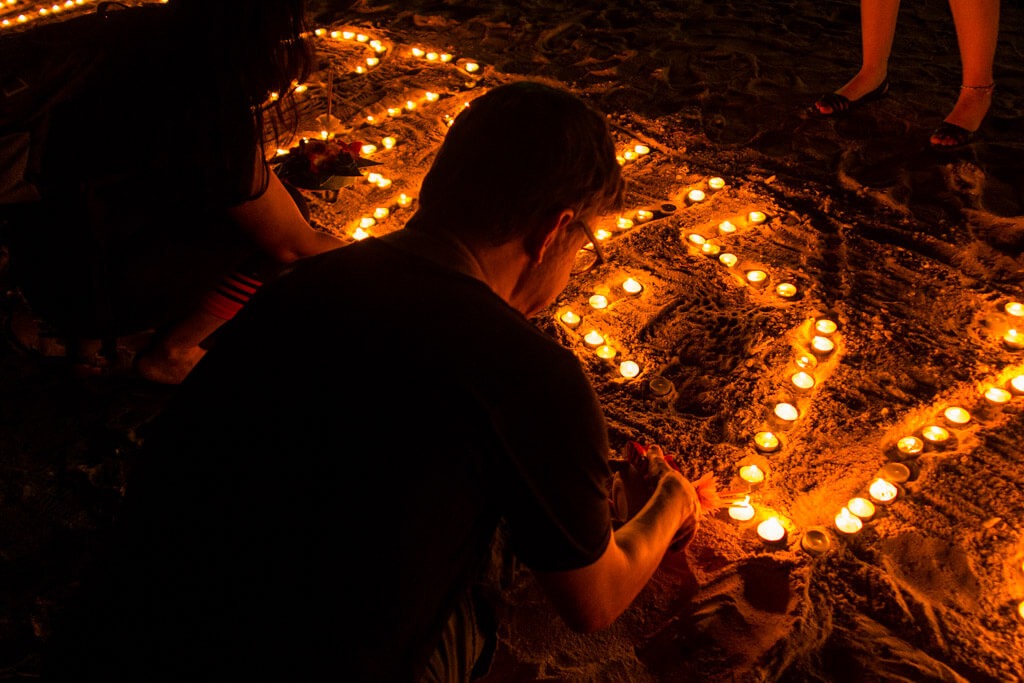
[134,308,222,385]
[931,0,999,144]
[816,0,900,114]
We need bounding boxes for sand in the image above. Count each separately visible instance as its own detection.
[2,0,1023,680]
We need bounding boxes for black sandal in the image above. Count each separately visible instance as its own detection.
[929,83,994,150]
[810,78,890,117]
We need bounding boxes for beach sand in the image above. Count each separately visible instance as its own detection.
[2,0,1023,680]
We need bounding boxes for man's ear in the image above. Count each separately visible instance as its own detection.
[526,209,575,264]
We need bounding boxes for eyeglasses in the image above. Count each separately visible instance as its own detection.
[570,220,606,275]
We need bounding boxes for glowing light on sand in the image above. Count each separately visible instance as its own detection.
[622,278,643,295]
[791,371,815,391]
[366,57,380,67]
[387,107,402,117]
[897,436,924,457]
[464,62,480,73]
[617,217,635,230]
[921,425,950,444]
[718,220,737,235]
[619,361,640,378]
[878,462,911,485]
[1011,375,1024,394]
[728,497,755,521]
[292,83,308,94]
[815,319,838,336]
[1005,302,1024,317]
[848,497,875,521]
[754,431,780,453]
[745,270,767,286]
[589,294,609,310]
[776,283,797,298]
[359,216,376,229]
[795,353,817,370]
[708,177,726,190]
[687,233,706,246]
[1004,329,1024,350]
[811,336,835,355]
[747,211,766,224]
[425,91,440,102]
[361,144,377,155]
[623,150,637,162]
[984,387,1011,405]
[583,330,604,348]
[635,209,653,222]
[719,253,738,268]
[835,507,863,534]
[398,193,413,207]
[373,207,390,220]
[774,402,799,423]
[376,177,392,189]
[595,345,617,360]
[594,228,613,241]
[739,464,765,485]
[634,144,650,155]
[701,242,721,257]
[757,517,786,543]
[943,406,971,426]
[559,310,581,329]
[868,478,898,504]
[687,189,706,203]
[352,227,371,241]
[411,46,425,57]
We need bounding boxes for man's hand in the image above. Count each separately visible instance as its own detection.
[623,441,699,550]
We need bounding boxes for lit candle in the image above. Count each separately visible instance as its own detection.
[747,210,766,224]
[397,193,413,207]
[701,242,721,257]
[622,278,643,295]
[719,253,738,268]
[634,144,650,155]
[617,217,635,230]
[373,207,390,220]
[896,436,924,457]
[757,517,787,544]
[376,177,392,189]
[687,233,706,246]
[594,228,613,241]
[878,462,910,485]
[425,91,440,102]
[387,107,402,117]
[1019,601,1024,623]
[352,227,371,241]
[366,57,380,67]
[583,330,604,348]
[728,497,755,521]
[754,431,780,453]
[795,353,817,370]
[921,425,950,445]
[425,52,438,61]
[464,62,480,73]
[619,361,641,379]
[361,143,377,155]
[984,386,1011,406]
[589,294,609,310]
[739,464,765,486]
[595,345,617,360]
[687,189,706,203]
[791,371,815,391]
[1011,374,1024,394]
[440,53,453,62]
[745,270,768,287]
[848,497,875,521]
[382,136,397,149]
[648,376,674,398]
[814,319,838,336]
[943,406,971,426]
[708,177,726,191]
[635,209,653,222]
[811,336,835,355]
[559,310,581,329]
[834,507,863,535]
[356,33,369,42]
[773,402,799,423]
[718,220,737,235]
[800,526,832,556]
[623,150,637,162]
[405,100,417,111]
[1004,329,1024,350]
[868,478,898,504]
[776,283,797,298]
[1005,301,1024,317]
[359,216,376,228]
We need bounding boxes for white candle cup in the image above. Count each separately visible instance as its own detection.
[728,499,756,522]
[701,242,721,258]
[753,431,780,453]
[708,176,726,191]
[687,189,706,204]
[745,270,768,288]
[984,386,1012,406]
[619,361,641,379]
[795,353,817,370]
[617,217,635,230]
[1004,329,1024,350]
[834,507,863,535]
[595,345,617,360]
[559,310,581,329]
[895,436,924,458]
[1010,374,1024,395]
[634,144,650,155]
[634,209,653,223]
[1004,301,1024,317]
[622,278,643,295]
[810,336,835,356]
[814,319,838,336]
[589,294,609,310]
[719,253,738,268]
[800,526,832,556]
[687,233,706,246]
[921,425,950,447]
[747,210,767,225]
[583,330,605,349]
[877,462,911,485]
[867,478,899,504]
[790,371,816,392]
[773,402,799,425]
[776,283,798,299]
[739,464,766,487]
[847,497,876,521]
[756,517,787,545]
[718,220,737,235]
[648,376,675,399]
[943,406,971,427]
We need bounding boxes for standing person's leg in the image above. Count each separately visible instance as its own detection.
[813,0,901,115]
[930,0,999,146]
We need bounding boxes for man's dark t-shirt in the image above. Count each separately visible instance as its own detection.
[47,236,613,681]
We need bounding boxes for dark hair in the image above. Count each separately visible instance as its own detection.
[413,80,624,244]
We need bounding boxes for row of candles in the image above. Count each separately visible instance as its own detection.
[0,0,94,30]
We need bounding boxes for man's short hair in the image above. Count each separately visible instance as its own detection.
[414,80,625,244]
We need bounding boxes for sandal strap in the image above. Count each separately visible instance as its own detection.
[960,83,995,91]
[814,92,851,113]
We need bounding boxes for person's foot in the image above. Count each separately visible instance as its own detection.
[134,344,206,385]
[930,84,994,147]
[812,71,889,116]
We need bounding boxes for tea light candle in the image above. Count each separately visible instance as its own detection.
[594,228,613,241]
[776,283,798,298]
[619,361,641,379]
[622,278,643,295]
[634,144,650,155]
[1004,329,1024,350]
[687,189,706,203]
[464,62,480,73]
[595,345,617,360]
[747,210,766,224]
[848,497,875,521]
[623,150,637,162]
[728,498,756,521]
[868,477,898,504]
[373,207,390,220]
[361,143,378,155]
[795,353,817,370]
[1005,301,1024,317]
[701,242,721,257]
[648,376,674,398]
[634,209,653,222]
[745,270,768,287]
[1011,374,1024,394]
[617,217,635,230]
[382,136,397,149]
[943,406,971,426]
[753,431,780,453]
[397,193,413,207]
[583,330,604,348]
[718,220,737,235]
[773,402,799,423]
[719,253,738,268]
[896,436,924,457]
[878,462,910,484]
[359,216,376,228]
[589,294,609,310]
[757,517,787,544]
[791,371,815,391]
[814,319,838,336]
[834,507,863,535]
[352,227,371,241]
[708,177,726,191]
[921,425,950,445]
[739,464,765,486]
[425,91,440,102]
[687,233,706,246]
[800,527,832,556]
[811,336,835,355]
[559,310,581,329]
[984,387,1012,406]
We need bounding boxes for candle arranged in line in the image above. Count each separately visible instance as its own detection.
[619,361,640,378]
[791,371,815,391]
[921,425,950,445]
[1004,329,1024,350]
[835,506,863,534]
[773,402,799,423]
[776,283,798,299]
[943,406,971,426]
[728,497,756,521]
[811,336,835,355]
[800,527,832,556]
[868,477,899,504]
[559,310,581,329]
[757,517,787,544]
[708,177,726,191]
[754,431,780,453]
[739,464,765,485]
[896,436,924,457]
[878,462,911,484]
[984,387,1011,406]
[814,319,838,336]
[719,253,738,268]
[589,294,609,310]
[747,211,766,224]
[1005,301,1024,317]
[848,497,876,521]
[622,278,643,295]
[583,330,605,348]
[746,270,768,287]
[595,345,617,360]
[718,220,737,235]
